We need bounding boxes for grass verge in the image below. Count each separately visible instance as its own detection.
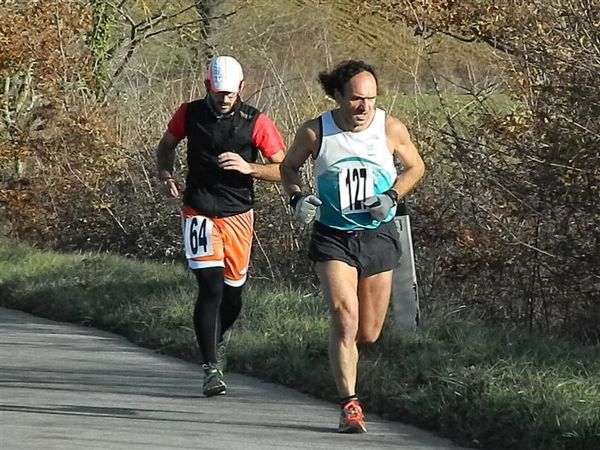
[0,238,598,450]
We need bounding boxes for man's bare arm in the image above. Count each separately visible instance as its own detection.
[217,149,285,182]
[280,119,320,196]
[156,131,181,180]
[386,116,425,200]
[155,131,182,198]
[249,149,285,182]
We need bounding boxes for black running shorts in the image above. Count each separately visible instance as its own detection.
[308,220,402,278]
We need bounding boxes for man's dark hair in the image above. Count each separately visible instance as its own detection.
[318,60,378,98]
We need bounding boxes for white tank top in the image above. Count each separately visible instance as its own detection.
[314,108,397,230]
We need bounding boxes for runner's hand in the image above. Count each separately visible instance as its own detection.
[218,152,252,175]
[290,194,322,224]
[162,178,180,198]
[363,191,396,221]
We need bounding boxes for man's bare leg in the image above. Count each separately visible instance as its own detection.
[357,270,393,343]
[316,261,360,397]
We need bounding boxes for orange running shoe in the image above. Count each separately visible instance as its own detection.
[338,399,367,433]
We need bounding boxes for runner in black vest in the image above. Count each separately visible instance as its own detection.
[155,56,285,396]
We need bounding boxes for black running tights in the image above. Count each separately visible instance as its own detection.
[192,268,243,364]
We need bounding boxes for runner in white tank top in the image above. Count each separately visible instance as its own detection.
[280,60,425,434]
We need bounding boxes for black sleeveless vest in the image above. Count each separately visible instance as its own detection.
[183,98,259,217]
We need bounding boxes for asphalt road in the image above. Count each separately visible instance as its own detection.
[0,307,471,450]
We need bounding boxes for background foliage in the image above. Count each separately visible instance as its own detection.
[1,0,598,341]
[362,0,600,340]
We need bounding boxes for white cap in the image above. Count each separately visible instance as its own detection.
[206,56,244,93]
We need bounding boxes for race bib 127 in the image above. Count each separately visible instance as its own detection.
[339,167,374,214]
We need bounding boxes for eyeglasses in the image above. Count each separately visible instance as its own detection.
[212,91,239,99]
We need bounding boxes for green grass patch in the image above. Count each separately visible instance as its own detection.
[378,93,518,125]
[1,238,599,450]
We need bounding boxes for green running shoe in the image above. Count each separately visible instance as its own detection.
[202,363,227,397]
[216,330,231,371]
[216,342,228,372]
